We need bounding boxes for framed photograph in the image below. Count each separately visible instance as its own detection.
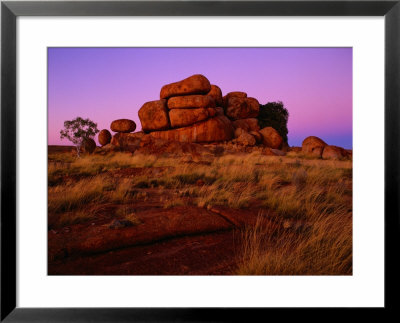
[1,0,399,321]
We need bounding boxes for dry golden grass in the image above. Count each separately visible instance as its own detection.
[48,176,108,214]
[236,209,352,275]
[48,175,138,227]
[48,148,352,274]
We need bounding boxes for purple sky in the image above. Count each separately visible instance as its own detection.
[48,47,352,148]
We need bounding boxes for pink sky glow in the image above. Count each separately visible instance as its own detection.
[48,47,352,148]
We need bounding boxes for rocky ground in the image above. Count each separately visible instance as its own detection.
[48,144,353,275]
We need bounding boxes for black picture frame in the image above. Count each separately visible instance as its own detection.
[1,1,399,321]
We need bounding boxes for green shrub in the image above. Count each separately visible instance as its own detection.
[258,101,289,143]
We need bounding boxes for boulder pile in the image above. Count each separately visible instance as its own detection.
[97,74,286,154]
[135,74,284,149]
[221,88,284,149]
[138,74,234,143]
[95,74,350,160]
[98,119,140,152]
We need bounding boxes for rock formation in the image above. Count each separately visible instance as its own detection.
[167,95,216,110]
[219,91,261,146]
[100,74,286,151]
[149,115,234,143]
[225,96,259,120]
[223,91,247,105]
[169,107,215,128]
[98,129,112,146]
[207,85,223,106]
[259,127,283,149]
[232,118,260,132]
[160,74,211,99]
[250,131,263,144]
[82,138,96,154]
[301,136,350,160]
[236,131,256,147]
[137,74,235,143]
[138,99,170,132]
[110,132,144,152]
[302,136,327,157]
[322,145,350,160]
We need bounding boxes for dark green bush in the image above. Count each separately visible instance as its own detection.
[258,101,289,143]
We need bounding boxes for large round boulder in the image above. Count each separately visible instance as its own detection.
[259,127,283,149]
[110,119,136,133]
[160,74,211,99]
[138,99,170,132]
[82,138,96,154]
[207,85,223,106]
[223,91,247,108]
[169,108,212,128]
[225,97,259,120]
[167,95,215,109]
[149,115,234,143]
[232,118,260,132]
[302,136,327,157]
[98,129,112,146]
[225,91,247,99]
[322,145,350,160]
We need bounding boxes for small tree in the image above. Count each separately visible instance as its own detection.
[258,101,289,144]
[60,117,99,157]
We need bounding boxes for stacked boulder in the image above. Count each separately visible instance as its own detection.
[222,91,260,147]
[302,136,351,160]
[222,90,284,150]
[138,74,234,143]
[99,74,286,154]
[98,119,141,152]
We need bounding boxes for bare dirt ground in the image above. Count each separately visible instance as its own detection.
[48,145,352,275]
